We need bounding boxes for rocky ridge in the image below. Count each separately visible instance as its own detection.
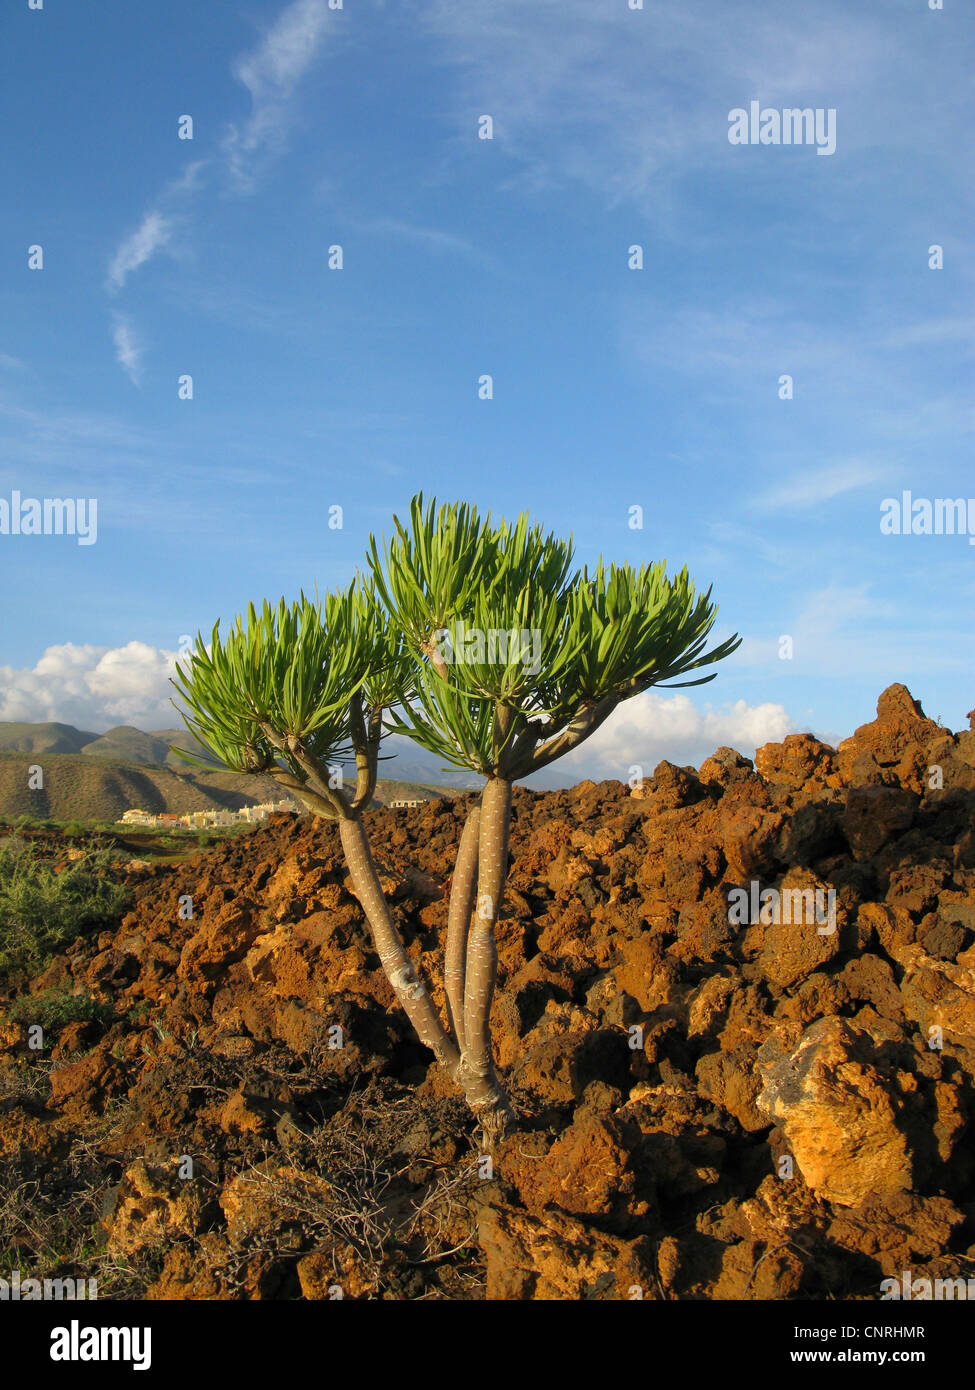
[2,684,974,1300]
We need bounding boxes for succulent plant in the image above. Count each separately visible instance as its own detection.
[172,495,740,1143]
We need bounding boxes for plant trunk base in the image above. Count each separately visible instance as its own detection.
[453,1055,515,1149]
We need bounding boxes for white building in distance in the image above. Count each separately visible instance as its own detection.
[118,799,297,830]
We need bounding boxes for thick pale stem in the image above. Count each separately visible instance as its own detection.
[351,703,383,813]
[269,768,337,819]
[348,691,374,807]
[445,805,480,1054]
[460,776,515,1144]
[464,780,508,1070]
[338,816,459,1073]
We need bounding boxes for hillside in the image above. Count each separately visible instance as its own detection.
[0,751,286,823]
[0,720,466,821]
[0,748,447,823]
[0,721,224,769]
[0,720,484,784]
[78,726,212,769]
[369,779,447,807]
[0,721,98,755]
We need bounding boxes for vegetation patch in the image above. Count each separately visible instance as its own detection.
[0,841,130,984]
[8,988,116,1034]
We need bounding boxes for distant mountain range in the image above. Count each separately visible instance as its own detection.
[0,721,214,767]
[0,721,481,823]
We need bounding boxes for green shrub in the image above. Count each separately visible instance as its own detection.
[0,843,130,983]
[9,988,115,1033]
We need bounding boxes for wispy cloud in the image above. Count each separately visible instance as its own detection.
[107,210,173,292]
[425,0,970,218]
[881,318,975,351]
[223,0,333,190]
[624,299,861,380]
[162,159,210,200]
[749,460,885,513]
[620,293,973,461]
[0,397,152,451]
[111,314,144,386]
[102,0,337,383]
[731,582,970,689]
[366,217,478,259]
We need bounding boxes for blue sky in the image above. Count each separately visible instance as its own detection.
[1,0,972,783]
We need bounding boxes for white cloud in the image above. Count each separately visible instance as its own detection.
[107,210,173,292]
[223,0,333,190]
[0,642,182,730]
[557,690,795,780]
[110,314,144,385]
